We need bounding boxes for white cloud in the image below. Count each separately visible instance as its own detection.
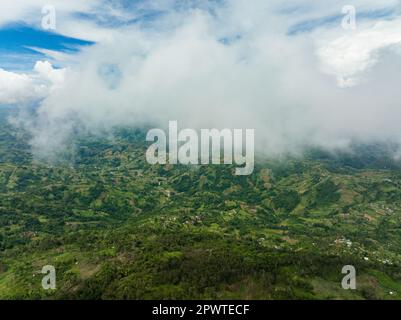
[3,0,401,157]
[0,0,96,28]
[34,60,66,87]
[0,61,66,105]
[317,18,401,87]
[0,68,39,104]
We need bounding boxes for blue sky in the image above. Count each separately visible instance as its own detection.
[0,24,93,70]
[0,0,399,71]
[0,0,175,71]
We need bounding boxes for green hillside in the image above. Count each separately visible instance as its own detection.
[1,108,401,300]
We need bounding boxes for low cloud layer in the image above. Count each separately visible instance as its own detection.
[3,0,401,158]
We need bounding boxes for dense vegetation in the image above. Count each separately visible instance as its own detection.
[1,106,401,300]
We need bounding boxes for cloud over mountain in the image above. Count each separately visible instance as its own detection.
[2,0,401,157]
